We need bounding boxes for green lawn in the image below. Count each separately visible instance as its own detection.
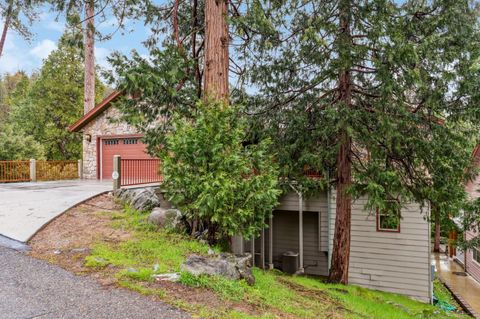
[85,206,469,319]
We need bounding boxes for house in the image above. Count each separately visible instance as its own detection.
[242,190,432,303]
[68,91,152,180]
[69,91,433,303]
[463,145,480,283]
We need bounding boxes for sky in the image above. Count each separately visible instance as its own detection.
[0,5,155,76]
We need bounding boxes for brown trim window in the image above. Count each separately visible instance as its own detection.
[473,247,480,264]
[376,208,400,232]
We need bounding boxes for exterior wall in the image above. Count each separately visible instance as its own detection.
[465,229,480,283]
[465,175,480,282]
[273,191,329,276]
[244,191,329,276]
[328,191,432,303]
[81,107,138,179]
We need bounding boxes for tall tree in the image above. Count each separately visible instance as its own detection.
[0,0,40,58]
[9,32,105,159]
[48,0,154,113]
[204,0,229,101]
[83,0,94,113]
[236,0,480,283]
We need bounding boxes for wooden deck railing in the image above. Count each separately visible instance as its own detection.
[0,161,30,183]
[120,158,163,187]
[0,159,81,183]
[37,160,79,181]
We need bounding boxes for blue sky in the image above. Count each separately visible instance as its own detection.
[0,5,154,75]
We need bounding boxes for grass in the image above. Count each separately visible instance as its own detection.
[84,205,470,319]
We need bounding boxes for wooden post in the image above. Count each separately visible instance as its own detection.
[113,155,121,190]
[299,191,304,273]
[260,227,265,269]
[29,159,36,182]
[78,159,83,179]
[269,215,274,270]
[250,236,255,267]
[231,235,244,254]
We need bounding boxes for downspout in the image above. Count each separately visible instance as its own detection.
[327,173,332,272]
[428,201,433,304]
[299,191,304,273]
[289,183,304,274]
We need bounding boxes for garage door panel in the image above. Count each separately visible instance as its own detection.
[101,137,152,179]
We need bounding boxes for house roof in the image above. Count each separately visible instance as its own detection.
[68,90,123,132]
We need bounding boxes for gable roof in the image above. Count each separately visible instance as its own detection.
[68,90,123,132]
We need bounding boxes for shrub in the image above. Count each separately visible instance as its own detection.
[160,100,281,241]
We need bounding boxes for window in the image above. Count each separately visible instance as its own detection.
[104,139,119,145]
[123,138,139,145]
[474,247,480,264]
[376,204,400,232]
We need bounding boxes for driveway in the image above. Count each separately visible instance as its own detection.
[0,246,189,319]
[0,180,112,243]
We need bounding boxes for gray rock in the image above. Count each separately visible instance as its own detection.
[153,273,180,282]
[148,207,168,226]
[181,253,255,285]
[69,248,90,254]
[114,187,162,212]
[131,188,161,211]
[147,208,184,232]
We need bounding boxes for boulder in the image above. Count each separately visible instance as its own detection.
[181,253,255,285]
[131,188,161,211]
[147,208,184,231]
[114,187,162,212]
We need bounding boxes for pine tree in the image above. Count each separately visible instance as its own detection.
[236,0,480,283]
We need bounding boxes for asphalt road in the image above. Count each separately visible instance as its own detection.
[0,246,190,319]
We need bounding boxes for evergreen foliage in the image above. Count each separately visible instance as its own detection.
[0,124,45,160]
[161,100,281,239]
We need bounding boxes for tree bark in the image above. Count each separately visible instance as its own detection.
[328,0,352,285]
[433,205,441,253]
[84,0,95,114]
[204,0,229,102]
[0,1,13,58]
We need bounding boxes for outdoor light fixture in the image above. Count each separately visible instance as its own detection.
[85,134,92,142]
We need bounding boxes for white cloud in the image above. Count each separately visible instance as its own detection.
[95,46,112,70]
[0,34,33,73]
[30,39,57,60]
[39,12,65,33]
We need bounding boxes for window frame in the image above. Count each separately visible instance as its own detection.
[376,208,401,233]
[473,247,480,265]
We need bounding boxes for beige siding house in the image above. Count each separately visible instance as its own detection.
[244,189,432,303]
[463,145,480,283]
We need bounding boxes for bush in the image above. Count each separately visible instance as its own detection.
[0,124,45,160]
[160,100,281,240]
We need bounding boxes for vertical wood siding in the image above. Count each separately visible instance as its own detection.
[328,190,431,302]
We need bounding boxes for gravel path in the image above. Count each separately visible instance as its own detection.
[0,246,190,319]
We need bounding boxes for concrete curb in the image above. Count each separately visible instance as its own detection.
[439,276,480,319]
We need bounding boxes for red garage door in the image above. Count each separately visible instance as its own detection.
[100,136,151,180]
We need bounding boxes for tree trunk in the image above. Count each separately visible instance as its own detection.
[433,206,441,253]
[204,0,229,102]
[328,0,352,285]
[84,0,95,114]
[0,2,13,58]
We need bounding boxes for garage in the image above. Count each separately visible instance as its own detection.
[99,136,151,180]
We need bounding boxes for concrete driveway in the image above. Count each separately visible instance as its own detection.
[0,180,112,243]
